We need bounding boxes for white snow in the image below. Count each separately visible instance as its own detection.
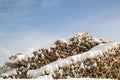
[35,75,53,79]
[67,32,84,39]
[93,37,102,43]
[7,53,34,63]
[80,62,85,69]
[58,69,63,75]
[0,77,3,79]
[41,54,45,59]
[1,69,17,77]
[59,38,68,44]
[68,78,116,80]
[49,43,56,48]
[75,32,85,36]
[93,62,97,67]
[27,42,120,78]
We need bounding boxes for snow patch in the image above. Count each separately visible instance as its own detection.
[7,53,34,63]
[93,62,97,67]
[1,69,17,77]
[80,62,85,69]
[68,78,116,80]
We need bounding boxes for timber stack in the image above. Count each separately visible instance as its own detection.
[0,32,119,79]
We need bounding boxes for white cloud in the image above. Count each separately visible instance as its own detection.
[0,29,58,55]
[0,0,60,8]
[17,0,34,6]
[61,4,120,41]
[0,0,33,7]
[0,0,35,18]
[41,0,60,8]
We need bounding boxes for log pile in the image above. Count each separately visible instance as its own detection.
[6,33,105,69]
[1,32,116,79]
[51,47,120,79]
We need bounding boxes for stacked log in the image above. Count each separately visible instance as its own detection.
[6,33,104,69]
[51,47,120,79]
[1,32,111,79]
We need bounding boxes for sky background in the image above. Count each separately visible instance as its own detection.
[0,0,120,66]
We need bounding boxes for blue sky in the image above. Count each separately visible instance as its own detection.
[0,0,120,66]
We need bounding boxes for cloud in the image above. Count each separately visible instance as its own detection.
[0,0,60,9]
[41,0,60,8]
[0,0,35,17]
[63,4,120,41]
[0,0,33,7]
[0,29,58,55]
[0,0,61,24]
